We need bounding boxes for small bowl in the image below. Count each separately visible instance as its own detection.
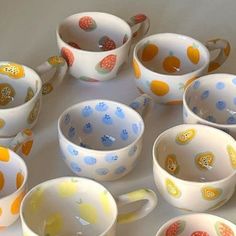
[0,147,27,227]
[183,73,236,138]
[153,124,236,212]
[156,213,236,236]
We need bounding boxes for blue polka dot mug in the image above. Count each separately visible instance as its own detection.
[58,94,152,181]
[183,74,236,138]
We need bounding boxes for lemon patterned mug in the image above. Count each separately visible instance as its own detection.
[20,177,157,236]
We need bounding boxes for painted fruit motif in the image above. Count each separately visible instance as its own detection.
[21,140,33,156]
[25,87,34,102]
[208,61,220,72]
[47,56,65,66]
[27,100,40,124]
[165,179,181,198]
[201,186,222,200]
[29,187,44,212]
[165,154,179,175]
[42,83,53,95]
[150,80,169,96]
[129,14,147,25]
[215,221,234,236]
[79,16,97,31]
[0,171,4,191]
[226,145,236,169]
[44,213,63,236]
[195,152,214,170]
[191,231,209,236]
[61,47,74,66]
[16,172,24,189]
[99,190,111,215]
[163,52,181,73]
[68,42,81,49]
[0,83,15,106]
[141,43,158,61]
[11,191,25,214]
[99,36,116,51]
[96,54,116,74]
[165,220,186,236]
[58,179,77,197]
[224,42,231,57]
[187,44,200,64]
[176,129,196,145]
[0,63,25,79]
[0,147,10,162]
[132,59,141,78]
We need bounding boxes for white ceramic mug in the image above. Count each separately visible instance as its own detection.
[133,33,230,104]
[20,177,157,236]
[57,12,150,82]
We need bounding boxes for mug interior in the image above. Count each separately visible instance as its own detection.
[0,62,41,109]
[58,12,131,52]
[59,100,144,151]
[154,125,236,182]
[185,74,236,125]
[0,147,27,198]
[21,177,117,236]
[136,33,209,75]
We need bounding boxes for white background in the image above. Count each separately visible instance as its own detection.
[1,0,236,235]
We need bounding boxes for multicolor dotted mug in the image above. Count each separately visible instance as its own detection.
[183,73,236,138]
[133,33,230,104]
[0,147,27,228]
[153,124,236,212]
[20,177,157,236]
[58,94,152,181]
[155,213,236,236]
[57,12,150,82]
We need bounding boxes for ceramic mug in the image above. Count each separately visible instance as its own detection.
[155,213,236,236]
[20,177,157,236]
[183,73,236,138]
[0,147,28,228]
[153,124,236,212]
[133,33,230,104]
[57,12,150,82]
[58,94,152,181]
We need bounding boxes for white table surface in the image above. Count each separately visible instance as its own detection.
[1,0,236,235]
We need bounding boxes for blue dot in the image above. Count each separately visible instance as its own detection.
[96,168,109,175]
[102,114,113,125]
[101,135,114,147]
[216,101,226,110]
[192,106,199,114]
[83,123,93,134]
[206,115,216,123]
[233,97,236,105]
[82,106,93,117]
[115,107,125,119]
[70,162,81,173]
[120,129,129,141]
[227,116,236,124]
[68,127,76,138]
[232,78,236,85]
[84,156,97,165]
[128,145,137,157]
[105,153,118,163]
[129,101,140,110]
[201,90,209,99]
[95,102,108,112]
[132,123,139,134]
[216,82,225,90]
[67,145,79,156]
[193,81,200,89]
[64,113,71,125]
[115,166,126,174]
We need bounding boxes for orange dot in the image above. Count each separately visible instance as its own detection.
[132,59,141,79]
[0,171,4,191]
[0,147,10,162]
[166,100,183,105]
[150,80,169,96]
[187,45,200,64]
[163,53,181,73]
[11,191,25,215]
[208,61,220,72]
[224,42,230,57]
[21,140,33,156]
[16,172,24,189]
[141,44,159,61]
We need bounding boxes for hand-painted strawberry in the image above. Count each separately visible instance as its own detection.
[215,221,234,236]
[165,220,186,236]
[79,16,97,31]
[99,36,116,51]
[96,54,117,74]
[128,14,147,26]
[68,42,81,49]
[191,231,209,236]
[61,47,74,66]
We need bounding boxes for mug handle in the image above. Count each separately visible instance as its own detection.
[127,14,150,44]
[35,56,68,95]
[8,129,33,157]
[116,188,157,224]
[205,39,230,72]
[129,94,153,119]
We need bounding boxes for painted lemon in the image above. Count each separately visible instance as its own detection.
[165,179,181,198]
[208,61,220,72]
[163,52,181,73]
[165,154,179,175]
[16,172,24,189]
[77,201,98,224]
[141,43,158,61]
[0,147,10,162]
[132,59,141,79]
[29,187,44,212]
[201,186,222,200]
[0,63,25,79]
[44,213,63,236]
[127,189,149,201]
[58,179,77,197]
[176,129,196,145]
[195,152,214,170]
[187,44,200,64]
[0,83,15,106]
[100,190,111,215]
[227,145,236,169]
[150,80,169,96]
[0,171,4,191]
[11,191,25,214]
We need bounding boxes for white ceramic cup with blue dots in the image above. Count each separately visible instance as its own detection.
[58,94,152,181]
[183,73,236,137]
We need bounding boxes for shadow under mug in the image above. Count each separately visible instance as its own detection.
[133,33,230,104]
[57,12,150,82]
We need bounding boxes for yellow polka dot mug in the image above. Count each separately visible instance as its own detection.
[133,33,230,104]
[153,124,236,212]
[20,177,157,236]
[0,147,27,228]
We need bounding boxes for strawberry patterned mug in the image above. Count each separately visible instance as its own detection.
[57,12,150,82]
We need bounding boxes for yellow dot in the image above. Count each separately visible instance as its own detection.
[150,80,169,96]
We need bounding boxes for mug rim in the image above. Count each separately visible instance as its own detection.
[0,147,28,202]
[0,61,42,112]
[20,176,118,236]
[56,11,132,54]
[152,124,236,185]
[58,99,145,154]
[133,33,210,78]
[183,73,236,128]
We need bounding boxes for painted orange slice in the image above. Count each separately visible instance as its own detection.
[227,145,236,169]
[201,186,222,201]
[0,63,25,79]
[195,152,214,170]
[176,129,196,145]
[165,154,179,175]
